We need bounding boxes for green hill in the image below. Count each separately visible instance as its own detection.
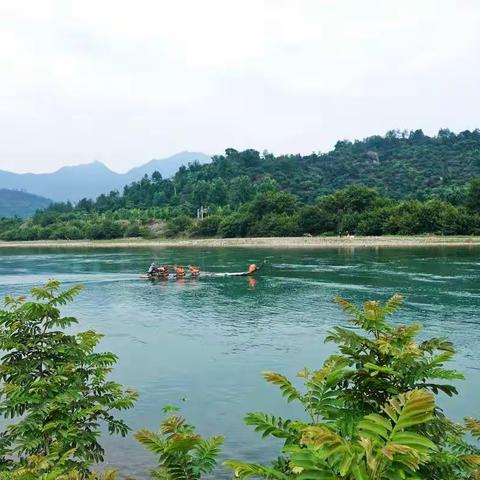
[82,128,479,209]
[197,129,480,202]
[2,129,480,240]
[0,189,51,217]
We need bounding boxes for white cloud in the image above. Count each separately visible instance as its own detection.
[0,0,479,172]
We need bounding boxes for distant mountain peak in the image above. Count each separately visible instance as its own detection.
[126,151,211,176]
[56,160,114,174]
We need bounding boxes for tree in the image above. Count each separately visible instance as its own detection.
[0,281,137,472]
[320,185,381,215]
[208,179,228,206]
[228,176,256,207]
[125,221,144,238]
[191,180,211,207]
[87,219,124,239]
[218,212,250,238]
[76,198,94,212]
[152,171,163,183]
[238,149,261,168]
[257,178,280,194]
[247,191,298,218]
[467,178,480,213]
[189,215,221,237]
[165,215,194,237]
[249,213,299,237]
[298,205,336,235]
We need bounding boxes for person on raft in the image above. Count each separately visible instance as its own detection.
[174,265,186,277]
[158,265,169,276]
[147,263,169,276]
[189,265,200,277]
[248,264,257,275]
[147,262,156,274]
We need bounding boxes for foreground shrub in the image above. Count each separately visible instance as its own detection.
[226,296,480,479]
[0,454,118,479]
[135,406,223,479]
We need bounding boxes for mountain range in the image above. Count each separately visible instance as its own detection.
[0,151,210,202]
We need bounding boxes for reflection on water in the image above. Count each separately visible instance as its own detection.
[0,246,479,478]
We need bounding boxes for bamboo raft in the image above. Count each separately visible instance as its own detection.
[140,261,265,280]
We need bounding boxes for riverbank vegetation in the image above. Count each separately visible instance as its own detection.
[1,177,480,242]
[0,282,479,479]
[1,130,480,241]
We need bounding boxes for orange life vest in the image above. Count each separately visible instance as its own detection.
[189,266,200,275]
[175,266,185,276]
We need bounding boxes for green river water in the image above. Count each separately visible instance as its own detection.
[0,246,479,478]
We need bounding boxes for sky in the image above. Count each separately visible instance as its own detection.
[1,1,479,174]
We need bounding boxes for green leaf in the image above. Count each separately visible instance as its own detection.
[262,371,302,402]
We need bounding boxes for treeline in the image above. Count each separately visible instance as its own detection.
[1,282,479,479]
[1,179,480,241]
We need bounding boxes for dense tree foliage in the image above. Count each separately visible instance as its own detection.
[0,281,137,475]
[1,182,479,241]
[1,130,480,240]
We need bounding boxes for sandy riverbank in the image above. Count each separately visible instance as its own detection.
[1,236,480,249]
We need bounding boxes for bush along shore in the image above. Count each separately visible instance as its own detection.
[0,281,479,479]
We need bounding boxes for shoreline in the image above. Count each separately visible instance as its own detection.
[1,236,480,249]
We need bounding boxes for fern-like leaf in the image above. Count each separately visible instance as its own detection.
[383,295,404,314]
[192,436,223,474]
[465,418,480,438]
[134,430,166,456]
[224,460,289,479]
[244,412,301,439]
[262,372,302,403]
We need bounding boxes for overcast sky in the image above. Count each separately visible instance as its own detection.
[1,0,479,173]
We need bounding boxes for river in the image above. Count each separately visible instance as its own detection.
[0,246,479,478]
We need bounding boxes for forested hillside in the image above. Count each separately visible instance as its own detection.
[301,128,480,200]
[78,128,479,206]
[1,129,480,240]
[200,128,479,202]
[0,189,51,217]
